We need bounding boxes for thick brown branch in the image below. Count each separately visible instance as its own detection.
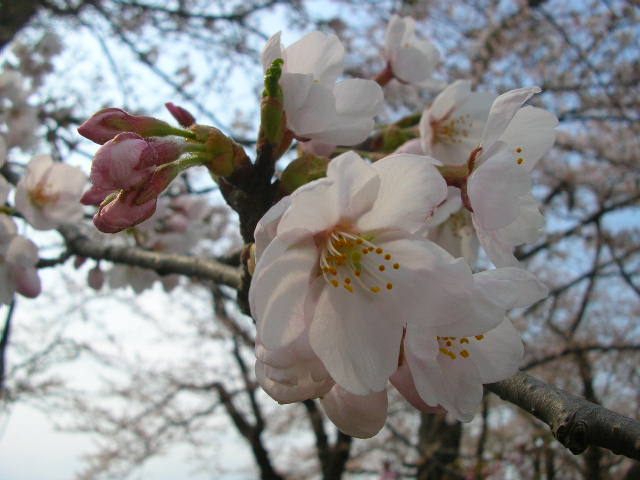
[59,225,241,289]
[0,0,44,50]
[486,372,640,460]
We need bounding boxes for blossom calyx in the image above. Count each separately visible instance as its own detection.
[78,108,191,144]
[279,154,328,195]
[258,58,291,160]
[189,125,251,179]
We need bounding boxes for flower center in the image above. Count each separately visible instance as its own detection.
[319,230,400,294]
[431,113,472,146]
[436,335,485,360]
[28,181,58,208]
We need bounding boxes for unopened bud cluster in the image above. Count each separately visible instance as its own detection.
[78,106,249,233]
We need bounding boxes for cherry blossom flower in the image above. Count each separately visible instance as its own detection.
[250,151,454,394]
[419,80,495,164]
[467,87,558,266]
[14,154,87,230]
[383,15,439,86]
[0,233,41,304]
[250,151,547,434]
[262,32,383,145]
[402,317,526,422]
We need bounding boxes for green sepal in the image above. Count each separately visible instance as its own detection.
[279,154,329,195]
[258,58,290,160]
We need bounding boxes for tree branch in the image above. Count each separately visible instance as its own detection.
[58,225,241,289]
[0,300,16,393]
[486,372,640,460]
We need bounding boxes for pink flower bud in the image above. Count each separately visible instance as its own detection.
[78,108,178,144]
[88,265,105,290]
[73,256,87,269]
[93,190,157,233]
[81,133,184,206]
[165,102,196,127]
[13,265,42,298]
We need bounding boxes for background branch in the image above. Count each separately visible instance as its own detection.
[59,225,242,288]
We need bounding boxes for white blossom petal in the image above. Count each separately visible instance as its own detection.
[309,283,403,395]
[356,154,447,233]
[467,318,523,383]
[250,237,318,350]
[480,86,541,148]
[468,143,532,231]
[284,31,344,85]
[281,74,336,136]
[393,43,438,85]
[254,196,291,261]
[499,106,558,172]
[261,31,283,70]
[320,386,388,438]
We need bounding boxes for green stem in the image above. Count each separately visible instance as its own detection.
[167,126,197,140]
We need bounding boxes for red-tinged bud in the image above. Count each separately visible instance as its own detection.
[78,108,188,144]
[73,256,87,269]
[147,137,185,166]
[134,162,180,205]
[93,189,157,234]
[81,185,113,206]
[81,133,184,206]
[165,102,196,127]
[87,265,105,290]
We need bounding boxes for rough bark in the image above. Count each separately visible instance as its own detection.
[486,372,640,460]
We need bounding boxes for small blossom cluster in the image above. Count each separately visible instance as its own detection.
[248,19,557,437]
[0,152,86,304]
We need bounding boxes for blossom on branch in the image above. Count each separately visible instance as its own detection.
[419,80,495,164]
[467,87,558,266]
[0,232,41,304]
[250,152,547,434]
[262,32,383,145]
[14,154,87,230]
[80,132,183,206]
[383,15,440,86]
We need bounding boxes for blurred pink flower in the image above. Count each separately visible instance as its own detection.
[15,155,86,230]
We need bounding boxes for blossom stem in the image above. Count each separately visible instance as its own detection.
[436,164,468,188]
[165,126,197,140]
[373,64,394,86]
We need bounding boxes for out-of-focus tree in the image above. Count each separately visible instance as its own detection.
[0,1,639,479]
